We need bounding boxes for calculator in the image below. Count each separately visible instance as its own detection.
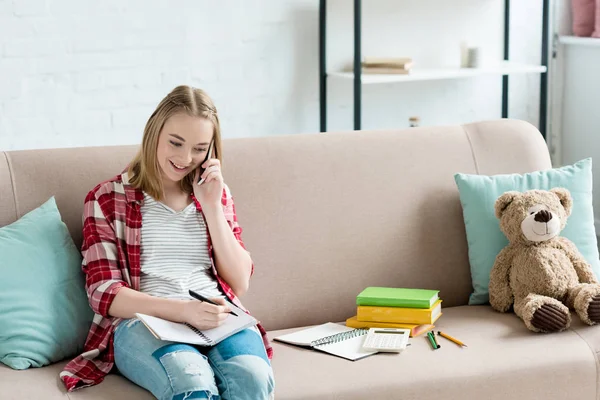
[361,328,410,353]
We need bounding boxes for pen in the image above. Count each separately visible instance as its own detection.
[426,331,440,350]
[188,290,238,317]
[437,331,467,347]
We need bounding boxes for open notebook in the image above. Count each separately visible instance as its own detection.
[273,322,377,361]
[135,302,257,346]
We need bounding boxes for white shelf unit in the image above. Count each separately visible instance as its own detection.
[318,0,551,137]
[558,36,600,47]
[328,61,547,84]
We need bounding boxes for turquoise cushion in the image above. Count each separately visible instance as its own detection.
[454,158,600,305]
[0,197,93,369]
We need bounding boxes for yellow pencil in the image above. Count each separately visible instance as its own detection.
[437,331,467,347]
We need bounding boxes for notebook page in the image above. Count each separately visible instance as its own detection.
[273,323,354,347]
[316,334,378,361]
[201,302,258,343]
[136,313,211,345]
[135,302,257,346]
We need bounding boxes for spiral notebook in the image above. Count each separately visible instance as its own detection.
[273,322,377,361]
[134,304,257,346]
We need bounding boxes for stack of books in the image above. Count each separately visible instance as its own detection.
[346,287,442,337]
[361,57,413,75]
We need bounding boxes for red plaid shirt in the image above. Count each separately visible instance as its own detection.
[60,171,273,392]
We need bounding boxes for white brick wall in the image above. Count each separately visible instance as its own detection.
[0,0,544,151]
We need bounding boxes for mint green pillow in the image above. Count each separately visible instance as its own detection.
[0,197,93,369]
[454,158,599,305]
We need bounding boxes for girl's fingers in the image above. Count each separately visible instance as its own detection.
[205,171,222,183]
[202,167,222,183]
[201,159,221,170]
[200,165,219,179]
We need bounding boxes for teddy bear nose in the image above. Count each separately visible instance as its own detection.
[534,210,552,223]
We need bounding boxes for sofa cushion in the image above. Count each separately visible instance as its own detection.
[454,158,600,305]
[268,307,596,400]
[0,361,153,400]
[2,307,596,400]
[0,362,69,400]
[0,197,93,370]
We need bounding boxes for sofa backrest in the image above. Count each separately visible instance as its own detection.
[0,119,551,331]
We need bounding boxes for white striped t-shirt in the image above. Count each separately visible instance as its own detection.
[139,192,224,300]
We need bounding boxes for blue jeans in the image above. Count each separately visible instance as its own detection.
[113,318,274,400]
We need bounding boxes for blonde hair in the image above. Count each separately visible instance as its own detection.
[128,85,222,200]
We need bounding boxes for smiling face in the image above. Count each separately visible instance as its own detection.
[156,112,214,186]
[495,189,572,245]
[520,203,562,242]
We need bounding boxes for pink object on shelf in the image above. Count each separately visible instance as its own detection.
[572,0,596,37]
[593,0,600,37]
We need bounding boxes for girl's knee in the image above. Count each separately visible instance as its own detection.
[152,345,219,400]
[243,358,274,394]
[221,356,274,399]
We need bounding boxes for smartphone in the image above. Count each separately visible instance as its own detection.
[197,140,214,185]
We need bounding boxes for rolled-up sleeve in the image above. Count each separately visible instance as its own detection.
[222,184,254,276]
[81,191,129,317]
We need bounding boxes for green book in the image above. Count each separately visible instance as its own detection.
[356,287,440,309]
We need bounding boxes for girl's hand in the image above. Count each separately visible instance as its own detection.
[193,158,224,209]
[179,297,232,330]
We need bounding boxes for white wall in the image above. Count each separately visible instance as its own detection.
[0,0,544,151]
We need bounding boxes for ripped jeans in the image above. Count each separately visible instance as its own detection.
[113,318,275,400]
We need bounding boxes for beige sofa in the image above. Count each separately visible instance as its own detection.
[1,119,598,400]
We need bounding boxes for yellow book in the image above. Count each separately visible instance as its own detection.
[356,300,443,325]
[345,316,434,338]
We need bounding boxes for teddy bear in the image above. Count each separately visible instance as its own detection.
[489,187,600,332]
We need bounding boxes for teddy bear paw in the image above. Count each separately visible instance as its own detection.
[586,295,600,324]
[531,303,570,332]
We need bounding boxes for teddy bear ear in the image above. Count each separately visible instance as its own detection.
[550,187,573,216]
[494,191,520,219]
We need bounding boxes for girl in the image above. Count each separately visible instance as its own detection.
[60,85,274,400]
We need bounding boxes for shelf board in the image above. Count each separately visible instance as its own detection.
[558,35,600,47]
[327,61,547,84]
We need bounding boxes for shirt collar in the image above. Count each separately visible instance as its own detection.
[120,169,202,211]
[121,170,144,205]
